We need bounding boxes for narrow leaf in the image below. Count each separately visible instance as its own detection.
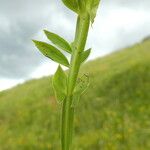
[44,30,72,54]
[62,0,79,13]
[86,0,100,23]
[80,48,91,64]
[33,40,69,67]
[78,0,86,11]
[72,74,90,107]
[90,0,100,23]
[53,65,67,103]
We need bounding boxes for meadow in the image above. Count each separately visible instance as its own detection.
[0,39,150,150]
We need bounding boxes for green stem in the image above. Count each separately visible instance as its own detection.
[61,13,90,150]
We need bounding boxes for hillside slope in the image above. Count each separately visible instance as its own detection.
[0,39,150,150]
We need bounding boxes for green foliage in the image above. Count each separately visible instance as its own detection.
[0,39,150,149]
[77,0,86,11]
[62,0,79,13]
[72,74,90,107]
[59,1,94,149]
[86,0,101,23]
[53,65,67,103]
[44,30,72,54]
[33,1,99,149]
[80,48,91,64]
[62,0,100,23]
[33,40,69,67]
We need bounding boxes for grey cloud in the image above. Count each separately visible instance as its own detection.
[0,20,42,78]
[103,0,150,9]
[0,0,74,79]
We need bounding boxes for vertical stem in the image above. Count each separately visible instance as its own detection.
[61,13,90,150]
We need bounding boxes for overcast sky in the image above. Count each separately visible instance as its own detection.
[0,0,150,91]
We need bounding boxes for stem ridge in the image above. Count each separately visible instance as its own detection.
[61,13,90,150]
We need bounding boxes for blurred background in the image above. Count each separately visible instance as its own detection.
[0,0,150,150]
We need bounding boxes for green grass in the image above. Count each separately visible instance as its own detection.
[0,39,150,150]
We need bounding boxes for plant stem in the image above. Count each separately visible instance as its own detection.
[61,12,90,150]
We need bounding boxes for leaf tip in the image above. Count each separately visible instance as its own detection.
[43,29,48,34]
[32,39,36,43]
[32,40,38,45]
[44,30,53,37]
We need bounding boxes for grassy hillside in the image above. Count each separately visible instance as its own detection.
[0,39,150,150]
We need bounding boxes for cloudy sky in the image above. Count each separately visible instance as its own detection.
[0,0,150,91]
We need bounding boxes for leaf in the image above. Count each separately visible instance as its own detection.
[80,48,91,64]
[62,0,79,13]
[90,0,100,23]
[62,0,100,21]
[86,0,101,23]
[75,74,90,95]
[44,30,72,54]
[77,0,86,11]
[72,74,90,107]
[33,40,69,67]
[71,92,81,108]
[53,65,67,103]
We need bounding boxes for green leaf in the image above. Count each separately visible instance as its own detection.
[80,48,91,64]
[53,65,67,103]
[33,40,69,67]
[72,74,90,107]
[44,30,72,54]
[71,92,81,108]
[90,0,100,23]
[62,0,100,20]
[78,0,86,11]
[86,0,100,23]
[62,0,79,13]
